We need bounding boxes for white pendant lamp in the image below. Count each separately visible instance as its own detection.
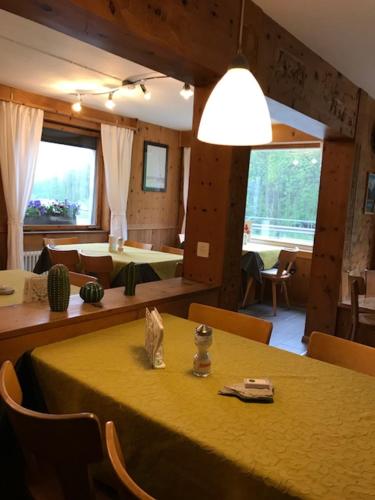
[198,0,272,146]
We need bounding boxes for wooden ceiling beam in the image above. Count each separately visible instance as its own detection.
[0,0,359,138]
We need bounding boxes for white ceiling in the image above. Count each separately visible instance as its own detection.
[0,9,194,130]
[253,0,375,98]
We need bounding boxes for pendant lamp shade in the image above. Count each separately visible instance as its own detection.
[197,66,272,146]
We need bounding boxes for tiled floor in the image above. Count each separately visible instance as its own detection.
[239,303,307,355]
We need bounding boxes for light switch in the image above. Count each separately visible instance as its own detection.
[197,241,210,258]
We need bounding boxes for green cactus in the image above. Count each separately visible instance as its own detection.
[124,262,136,296]
[80,282,104,303]
[48,264,70,312]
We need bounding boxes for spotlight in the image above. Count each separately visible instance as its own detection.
[105,93,115,110]
[72,95,82,112]
[140,83,151,100]
[180,83,194,100]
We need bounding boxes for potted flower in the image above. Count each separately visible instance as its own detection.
[24,200,80,225]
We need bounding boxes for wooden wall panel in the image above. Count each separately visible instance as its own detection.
[127,121,182,249]
[184,86,250,309]
[305,142,355,337]
[342,91,375,274]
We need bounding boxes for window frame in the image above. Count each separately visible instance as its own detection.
[24,121,104,233]
[246,142,323,250]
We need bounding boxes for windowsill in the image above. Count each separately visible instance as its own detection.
[23,228,107,235]
[248,237,313,257]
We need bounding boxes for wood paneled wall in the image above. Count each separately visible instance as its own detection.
[127,121,182,249]
[305,141,355,337]
[0,87,184,266]
[343,91,375,274]
[2,1,359,138]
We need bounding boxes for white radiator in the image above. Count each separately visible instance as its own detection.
[23,251,41,272]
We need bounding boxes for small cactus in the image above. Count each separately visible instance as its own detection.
[80,282,104,303]
[124,262,136,296]
[48,264,70,312]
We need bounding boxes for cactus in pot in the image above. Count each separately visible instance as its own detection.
[124,262,136,296]
[48,264,70,312]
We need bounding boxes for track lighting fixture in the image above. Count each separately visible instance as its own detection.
[71,74,192,112]
[71,94,82,112]
[180,83,194,100]
[105,92,115,110]
[140,83,151,100]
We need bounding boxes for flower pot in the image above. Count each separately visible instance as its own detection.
[24,215,76,225]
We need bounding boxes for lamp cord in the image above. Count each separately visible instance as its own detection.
[237,0,246,54]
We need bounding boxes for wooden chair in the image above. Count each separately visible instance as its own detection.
[175,261,183,277]
[188,303,272,344]
[260,248,298,316]
[160,245,184,256]
[80,254,114,289]
[124,240,153,251]
[68,271,98,287]
[43,237,79,247]
[350,279,375,341]
[47,246,80,272]
[0,360,104,500]
[105,421,155,500]
[307,331,375,377]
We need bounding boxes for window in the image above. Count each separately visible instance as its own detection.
[245,146,322,246]
[25,127,98,227]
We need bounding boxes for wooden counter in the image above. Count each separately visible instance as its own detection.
[0,278,219,363]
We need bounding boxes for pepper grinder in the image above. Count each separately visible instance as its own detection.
[193,324,212,377]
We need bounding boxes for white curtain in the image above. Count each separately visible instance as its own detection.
[0,102,43,269]
[101,124,134,239]
[181,147,191,233]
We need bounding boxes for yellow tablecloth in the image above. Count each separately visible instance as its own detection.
[55,243,183,280]
[242,242,282,269]
[32,315,375,500]
[0,269,80,307]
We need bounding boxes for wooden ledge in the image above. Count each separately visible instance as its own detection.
[0,278,218,340]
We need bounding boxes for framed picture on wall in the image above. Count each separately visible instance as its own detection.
[142,141,168,192]
[364,172,375,214]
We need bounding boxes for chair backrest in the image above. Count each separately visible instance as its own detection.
[124,240,153,250]
[365,270,375,298]
[43,237,79,247]
[350,279,360,340]
[47,246,80,272]
[348,272,366,295]
[188,303,272,344]
[68,271,98,288]
[105,421,155,500]
[276,248,298,278]
[80,254,113,289]
[307,332,375,377]
[160,245,184,256]
[175,261,183,278]
[0,361,103,500]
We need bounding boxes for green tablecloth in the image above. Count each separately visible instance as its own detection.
[0,269,79,307]
[32,314,375,500]
[56,243,183,280]
[242,242,282,269]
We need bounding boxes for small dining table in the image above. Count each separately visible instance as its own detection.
[34,243,183,282]
[30,314,375,500]
[0,269,80,307]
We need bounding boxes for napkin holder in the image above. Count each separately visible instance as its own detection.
[23,275,48,303]
[145,307,165,368]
